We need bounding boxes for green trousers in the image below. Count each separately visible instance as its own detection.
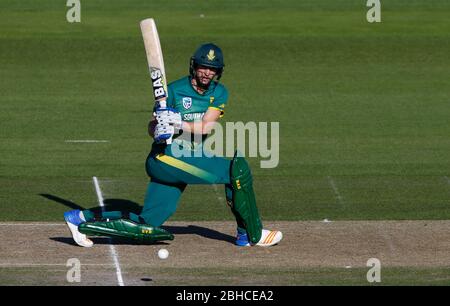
[84,143,245,229]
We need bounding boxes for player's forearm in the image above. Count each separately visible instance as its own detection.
[181,121,216,135]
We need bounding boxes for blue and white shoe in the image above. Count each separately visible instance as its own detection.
[236,229,283,247]
[236,231,251,247]
[64,210,93,247]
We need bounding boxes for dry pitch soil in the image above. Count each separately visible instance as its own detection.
[0,221,449,285]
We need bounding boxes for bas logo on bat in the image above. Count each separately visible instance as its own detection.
[150,68,166,99]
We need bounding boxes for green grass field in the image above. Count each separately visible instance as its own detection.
[1,0,449,222]
[1,266,449,286]
[0,0,449,286]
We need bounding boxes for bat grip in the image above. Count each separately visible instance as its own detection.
[158,100,167,109]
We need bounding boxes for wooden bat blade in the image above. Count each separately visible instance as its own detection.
[140,18,172,144]
[140,18,167,105]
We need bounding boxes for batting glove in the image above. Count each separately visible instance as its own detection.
[154,107,182,130]
[154,121,175,143]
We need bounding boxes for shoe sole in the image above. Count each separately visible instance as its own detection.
[65,221,94,248]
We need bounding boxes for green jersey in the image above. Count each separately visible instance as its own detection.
[154,76,228,151]
[167,76,228,121]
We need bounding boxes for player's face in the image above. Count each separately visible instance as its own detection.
[196,66,217,86]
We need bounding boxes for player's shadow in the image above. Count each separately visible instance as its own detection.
[51,225,234,246]
[161,225,235,244]
[39,194,84,211]
[42,193,234,245]
[39,194,142,214]
[50,237,171,246]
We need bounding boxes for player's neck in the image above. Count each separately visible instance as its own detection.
[191,77,208,95]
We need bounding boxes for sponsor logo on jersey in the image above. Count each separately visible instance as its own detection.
[182,97,192,109]
[210,96,215,104]
[183,112,205,121]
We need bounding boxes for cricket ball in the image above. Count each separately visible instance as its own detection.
[158,248,169,259]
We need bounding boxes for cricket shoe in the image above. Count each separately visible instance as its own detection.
[236,229,283,247]
[64,210,93,248]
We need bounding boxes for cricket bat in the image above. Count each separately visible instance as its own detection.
[140,18,172,144]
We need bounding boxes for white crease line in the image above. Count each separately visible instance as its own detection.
[445,176,450,185]
[65,140,110,143]
[93,176,125,286]
[327,176,344,205]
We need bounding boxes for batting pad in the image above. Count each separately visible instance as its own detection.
[78,218,174,242]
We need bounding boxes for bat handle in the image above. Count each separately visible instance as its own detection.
[158,99,167,109]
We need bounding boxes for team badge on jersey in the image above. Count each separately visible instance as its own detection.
[182,97,192,109]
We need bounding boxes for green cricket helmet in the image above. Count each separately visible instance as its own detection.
[189,43,224,80]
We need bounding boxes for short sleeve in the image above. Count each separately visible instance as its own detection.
[209,85,228,117]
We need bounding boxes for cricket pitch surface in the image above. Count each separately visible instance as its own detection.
[1,221,449,285]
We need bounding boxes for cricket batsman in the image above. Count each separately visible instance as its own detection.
[64,43,283,247]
